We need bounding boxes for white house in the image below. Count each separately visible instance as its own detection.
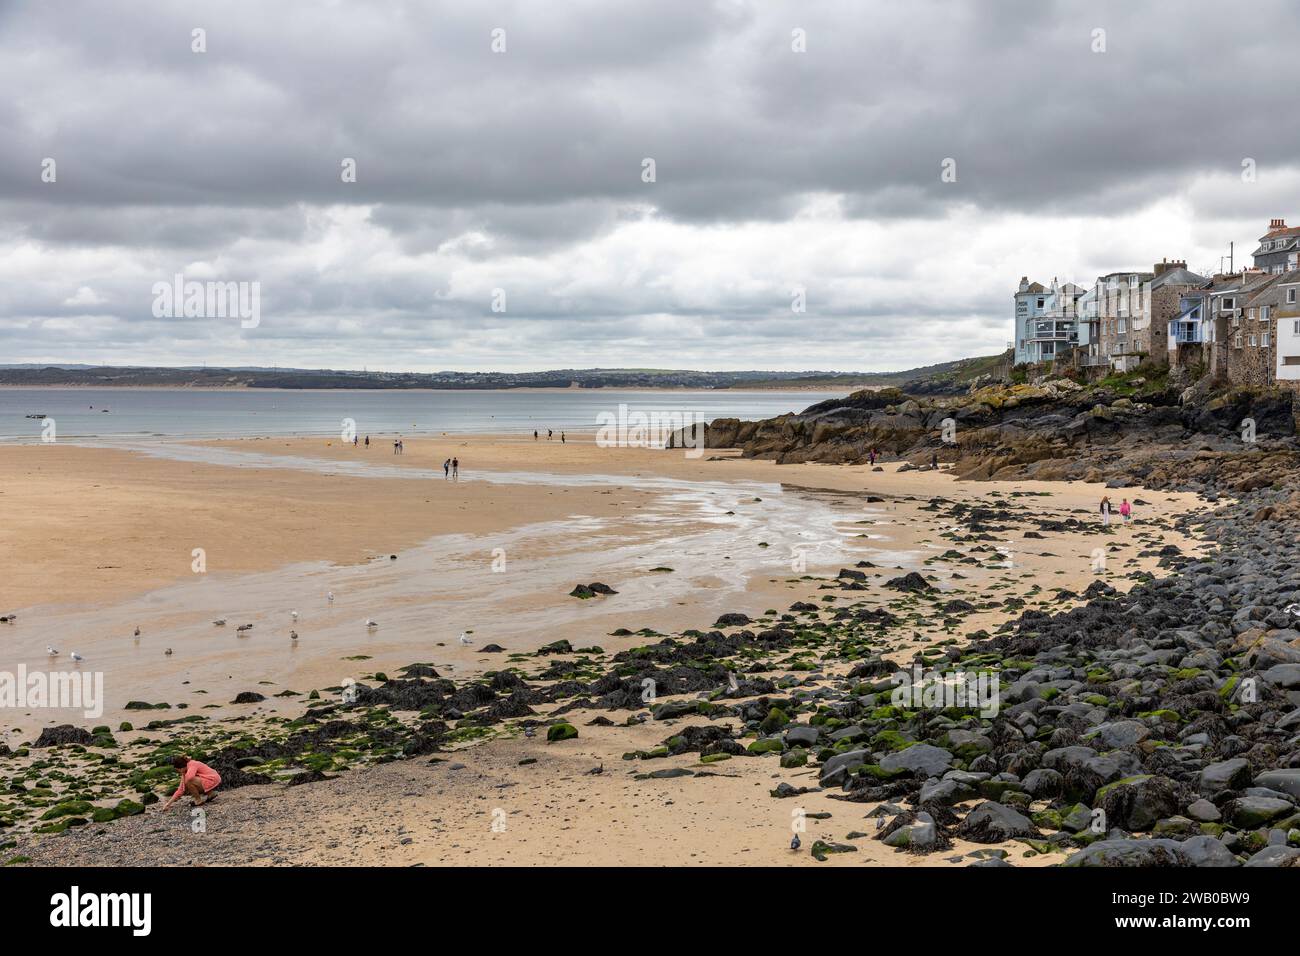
[1013,277,1085,366]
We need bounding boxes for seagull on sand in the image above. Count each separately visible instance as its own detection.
[164,648,173,656]
[327,591,335,604]
[213,619,226,626]
[458,632,472,646]
[366,619,378,630]
[46,645,58,657]
[236,623,254,633]
[291,610,299,621]
[70,652,84,663]
[134,626,141,637]
[290,630,299,641]
[790,834,801,852]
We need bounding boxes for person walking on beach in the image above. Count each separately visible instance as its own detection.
[1100,496,1112,527]
[561,432,566,444]
[868,448,876,466]
[534,430,538,441]
[162,754,221,809]
[365,435,369,448]
[393,439,399,455]
[548,429,553,440]
[452,457,459,480]
[353,435,358,447]
[931,452,938,470]
[443,458,451,479]
[1120,498,1132,523]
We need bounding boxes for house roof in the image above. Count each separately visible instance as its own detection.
[1097,271,1153,281]
[1244,274,1287,309]
[1151,267,1207,289]
[1260,225,1300,241]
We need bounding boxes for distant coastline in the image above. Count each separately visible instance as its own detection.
[0,382,865,393]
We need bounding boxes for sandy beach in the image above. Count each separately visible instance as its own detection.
[0,432,1212,867]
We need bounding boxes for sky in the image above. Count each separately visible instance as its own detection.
[3,0,1300,373]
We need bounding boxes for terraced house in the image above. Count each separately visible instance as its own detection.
[1093,261,1204,373]
[1019,218,1300,381]
[1169,270,1274,379]
[1253,218,1300,275]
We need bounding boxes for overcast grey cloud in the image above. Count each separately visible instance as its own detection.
[3,0,1300,371]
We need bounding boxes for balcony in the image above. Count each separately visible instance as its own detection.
[1030,321,1079,341]
[1171,322,1204,345]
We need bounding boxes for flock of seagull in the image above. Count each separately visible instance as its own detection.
[38,585,476,664]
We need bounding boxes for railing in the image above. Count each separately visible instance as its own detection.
[1171,324,1203,344]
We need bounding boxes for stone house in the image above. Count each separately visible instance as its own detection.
[1226,275,1285,386]
[1252,218,1300,275]
[1096,261,1204,372]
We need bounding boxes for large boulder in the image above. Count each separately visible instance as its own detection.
[956,801,1037,843]
[879,743,954,779]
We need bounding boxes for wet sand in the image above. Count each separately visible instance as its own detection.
[0,435,1202,739]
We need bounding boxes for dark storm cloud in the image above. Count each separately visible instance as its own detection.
[3,0,1300,370]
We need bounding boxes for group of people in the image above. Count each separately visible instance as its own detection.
[345,433,467,479]
[1099,495,1133,526]
[533,429,565,443]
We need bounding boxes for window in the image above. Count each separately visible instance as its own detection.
[1222,297,1236,311]
[1262,306,1271,320]
[1036,298,1044,309]
[1285,356,1300,366]
[1234,333,1243,348]
[1288,288,1297,304]
[1118,319,1127,333]
[1263,332,1271,347]
[1250,334,1258,347]
[1295,320,1300,335]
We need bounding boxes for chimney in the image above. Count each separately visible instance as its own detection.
[1270,218,1287,231]
[1154,258,1187,277]
[1019,276,1029,292]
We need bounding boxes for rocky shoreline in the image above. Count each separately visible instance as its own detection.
[676,373,1300,496]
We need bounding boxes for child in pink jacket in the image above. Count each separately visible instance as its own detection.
[162,755,221,809]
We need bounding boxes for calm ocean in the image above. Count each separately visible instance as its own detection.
[0,388,838,442]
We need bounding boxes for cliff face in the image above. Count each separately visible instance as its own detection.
[673,380,1300,493]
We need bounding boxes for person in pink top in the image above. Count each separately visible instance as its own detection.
[1120,498,1132,523]
[162,755,221,809]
